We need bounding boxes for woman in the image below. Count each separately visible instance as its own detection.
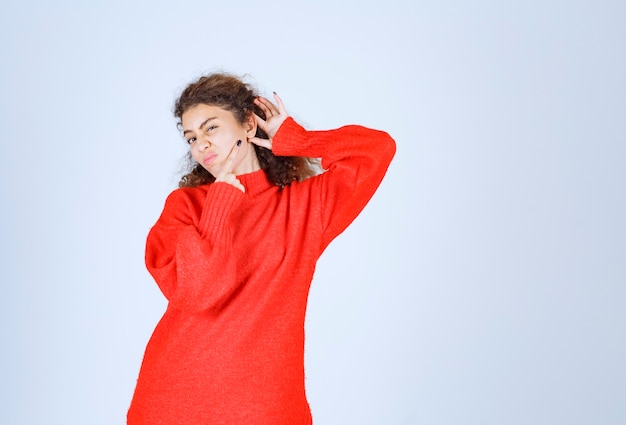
[128,73,395,424]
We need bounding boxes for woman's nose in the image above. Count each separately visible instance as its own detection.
[197,136,212,150]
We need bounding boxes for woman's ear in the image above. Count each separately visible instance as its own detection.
[245,113,257,138]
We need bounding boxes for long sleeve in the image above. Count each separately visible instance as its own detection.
[145,182,245,314]
[272,117,396,251]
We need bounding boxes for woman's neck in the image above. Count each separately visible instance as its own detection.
[233,142,262,175]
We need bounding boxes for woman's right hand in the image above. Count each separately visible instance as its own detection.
[214,140,245,192]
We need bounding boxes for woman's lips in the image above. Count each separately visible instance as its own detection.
[203,153,217,166]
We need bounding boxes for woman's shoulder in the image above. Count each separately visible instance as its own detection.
[169,183,210,196]
[162,184,210,209]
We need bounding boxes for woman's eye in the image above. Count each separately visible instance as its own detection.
[206,125,216,132]
[186,137,196,145]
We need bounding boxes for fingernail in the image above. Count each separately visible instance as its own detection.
[236,139,242,146]
[273,91,277,95]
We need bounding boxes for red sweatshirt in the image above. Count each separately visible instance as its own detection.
[127,117,395,425]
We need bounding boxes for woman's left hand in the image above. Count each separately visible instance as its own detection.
[249,93,288,150]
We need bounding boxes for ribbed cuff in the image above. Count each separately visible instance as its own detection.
[272,117,326,158]
[198,182,244,239]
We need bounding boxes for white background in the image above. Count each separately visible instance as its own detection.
[1,1,625,424]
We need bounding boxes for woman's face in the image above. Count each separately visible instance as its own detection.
[181,104,257,177]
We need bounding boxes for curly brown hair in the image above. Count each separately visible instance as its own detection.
[174,73,319,188]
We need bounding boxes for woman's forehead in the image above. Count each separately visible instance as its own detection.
[181,104,236,128]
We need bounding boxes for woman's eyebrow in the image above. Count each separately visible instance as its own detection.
[183,117,217,136]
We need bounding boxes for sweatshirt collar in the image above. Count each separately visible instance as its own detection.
[237,169,274,196]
